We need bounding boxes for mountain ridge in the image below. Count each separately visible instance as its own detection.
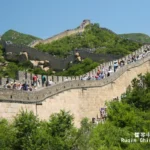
[118,33,150,43]
[2,26,150,46]
[1,29,41,46]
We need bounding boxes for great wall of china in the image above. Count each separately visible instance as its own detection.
[0,44,150,127]
[29,20,91,47]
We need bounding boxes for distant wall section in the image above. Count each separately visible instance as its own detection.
[3,43,123,71]
[30,20,91,47]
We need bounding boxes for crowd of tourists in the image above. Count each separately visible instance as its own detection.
[3,74,55,91]
[2,47,150,91]
[81,49,150,81]
[92,107,107,124]
[90,48,150,124]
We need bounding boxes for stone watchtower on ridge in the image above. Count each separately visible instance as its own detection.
[80,20,91,29]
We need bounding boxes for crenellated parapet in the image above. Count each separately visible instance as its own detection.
[0,44,150,86]
[0,44,150,126]
[0,48,150,104]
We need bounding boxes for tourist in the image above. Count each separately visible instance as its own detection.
[42,75,46,87]
[48,79,54,86]
[33,74,38,87]
[113,61,118,72]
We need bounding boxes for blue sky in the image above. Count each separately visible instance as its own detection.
[0,0,150,39]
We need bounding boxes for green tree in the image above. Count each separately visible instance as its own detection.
[0,118,16,150]
[12,110,42,150]
[57,58,99,76]
[47,110,76,150]
[4,63,18,79]
[74,118,94,150]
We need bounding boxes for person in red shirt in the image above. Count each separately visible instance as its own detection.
[33,75,37,87]
[97,69,101,76]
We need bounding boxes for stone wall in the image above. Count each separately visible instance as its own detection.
[0,54,149,103]
[3,42,123,71]
[0,43,150,127]
[42,28,84,44]
[0,44,149,84]
[4,44,74,70]
[0,54,149,127]
[30,20,90,47]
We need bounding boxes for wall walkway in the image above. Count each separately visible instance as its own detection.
[0,53,150,126]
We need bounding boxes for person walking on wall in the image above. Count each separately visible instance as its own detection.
[42,75,46,87]
[33,74,37,87]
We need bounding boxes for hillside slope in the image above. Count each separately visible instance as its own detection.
[119,33,150,43]
[30,20,91,47]
[1,29,41,46]
[35,24,142,57]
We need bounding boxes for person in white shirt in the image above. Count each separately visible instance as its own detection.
[48,80,54,86]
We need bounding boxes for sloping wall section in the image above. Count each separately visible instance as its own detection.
[30,20,90,47]
[0,55,149,127]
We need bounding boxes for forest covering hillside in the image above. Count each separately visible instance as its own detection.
[1,29,41,45]
[35,24,142,57]
[119,33,150,43]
